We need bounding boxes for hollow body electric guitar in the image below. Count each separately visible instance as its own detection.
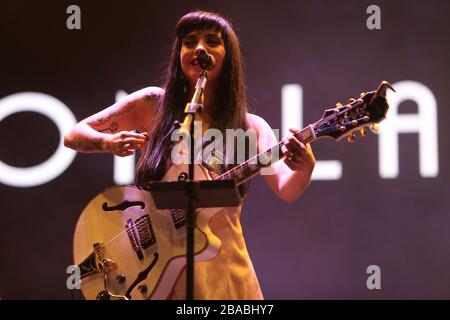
[73,81,394,300]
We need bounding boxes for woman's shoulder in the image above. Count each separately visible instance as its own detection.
[118,86,164,131]
[246,112,272,131]
[131,86,165,104]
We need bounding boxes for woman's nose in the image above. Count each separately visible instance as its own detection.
[194,45,206,56]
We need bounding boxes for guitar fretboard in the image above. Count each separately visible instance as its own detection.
[217,124,316,185]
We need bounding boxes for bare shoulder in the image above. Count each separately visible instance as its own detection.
[246,113,278,151]
[246,113,272,132]
[115,86,164,110]
[127,86,164,131]
[135,86,165,104]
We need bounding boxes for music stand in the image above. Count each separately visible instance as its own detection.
[149,180,240,209]
[147,179,240,299]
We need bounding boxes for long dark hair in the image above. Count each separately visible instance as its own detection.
[136,10,250,196]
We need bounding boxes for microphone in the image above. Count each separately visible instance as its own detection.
[197,49,216,70]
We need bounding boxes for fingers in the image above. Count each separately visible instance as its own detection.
[111,131,149,156]
[283,130,316,171]
[282,134,309,169]
[119,137,146,149]
[285,136,304,153]
[117,149,135,157]
[284,158,297,170]
[115,131,148,151]
[119,131,149,140]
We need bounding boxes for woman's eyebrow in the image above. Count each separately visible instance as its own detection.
[205,32,222,38]
[183,32,222,41]
[184,33,197,39]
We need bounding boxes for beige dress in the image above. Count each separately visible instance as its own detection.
[164,135,263,299]
[168,204,264,300]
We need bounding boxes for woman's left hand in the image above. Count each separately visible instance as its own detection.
[283,128,316,172]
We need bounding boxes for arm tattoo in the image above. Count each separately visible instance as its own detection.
[66,136,104,152]
[88,101,136,128]
[98,121,119,133]
[143,92,160,102]
[87,90,159,132]
[85,138,104,151]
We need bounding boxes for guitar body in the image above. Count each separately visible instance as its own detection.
[73,164,222,300]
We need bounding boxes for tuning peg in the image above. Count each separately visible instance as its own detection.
[360,92,366,97]
[347,98,356,104]
[347,133,356,143]
[351,120,358,127]
[336,102,343,107]
[370,124,380,132]
[359,128,367,137]
[339,125,346,132]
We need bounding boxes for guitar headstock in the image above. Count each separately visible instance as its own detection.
[313,81,395,142]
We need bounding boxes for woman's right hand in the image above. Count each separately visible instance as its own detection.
[104,131,149,157]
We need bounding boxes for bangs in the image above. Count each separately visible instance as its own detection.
[176,11,229,38]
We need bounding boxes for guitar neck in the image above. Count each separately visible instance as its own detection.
[215,82,394,185]
[216,124,316,185]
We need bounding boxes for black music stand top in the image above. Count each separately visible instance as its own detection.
[147,179,241,210]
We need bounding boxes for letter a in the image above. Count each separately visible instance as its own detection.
[366,5,381,30]
[66,265,81,290]
[66,5,81,30]
[379,81,439,178]
[366,265,381,290]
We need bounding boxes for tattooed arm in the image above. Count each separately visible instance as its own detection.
[64,86,163,156]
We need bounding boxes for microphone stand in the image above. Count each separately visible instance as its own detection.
[175,68,208,300]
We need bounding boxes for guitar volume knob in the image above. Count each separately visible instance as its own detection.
[138,284,148,294]
[96,290,111,300]
[116,274,126,284]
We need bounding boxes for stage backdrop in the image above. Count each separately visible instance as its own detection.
[1,0,449,299]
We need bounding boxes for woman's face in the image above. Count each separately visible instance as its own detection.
[180,29,225,89]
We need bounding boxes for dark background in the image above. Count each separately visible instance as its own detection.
[1,0,449,299]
